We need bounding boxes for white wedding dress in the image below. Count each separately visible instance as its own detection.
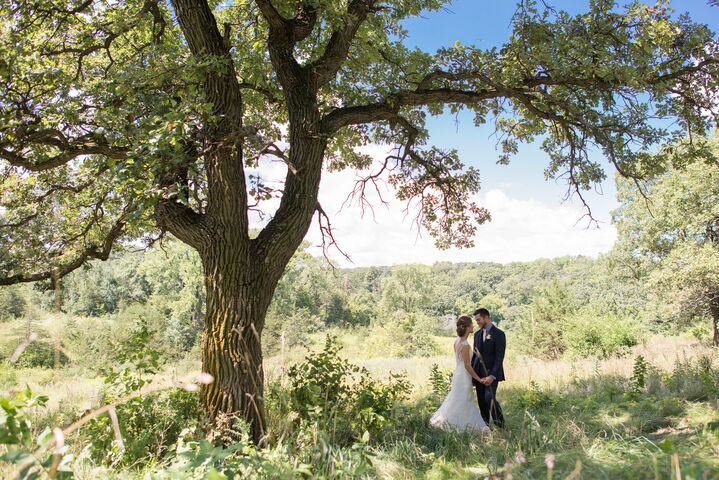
[429,338,489,433]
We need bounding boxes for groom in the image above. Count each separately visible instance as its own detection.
[471,308,506,428]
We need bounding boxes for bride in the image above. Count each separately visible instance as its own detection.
[429,315,489,433]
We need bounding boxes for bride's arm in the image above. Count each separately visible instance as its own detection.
[461,345,482,383]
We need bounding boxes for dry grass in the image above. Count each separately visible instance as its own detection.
[507,334,717,389]
[264,333,719,397]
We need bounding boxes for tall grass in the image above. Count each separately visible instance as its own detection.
[2,322,718,479]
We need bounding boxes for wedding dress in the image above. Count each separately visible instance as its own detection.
[429,338,489,433]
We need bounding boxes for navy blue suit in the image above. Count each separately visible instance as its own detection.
[471,324,506,427]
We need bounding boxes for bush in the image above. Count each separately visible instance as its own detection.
[563,312,641,358]
[513,381,558,411]
[428,364,452,402]
[407,313,440,357]
[0,338,68,369]
[63,316,126,372]
[664,355,719,401]
[263,307,323,353]
[0,285,27,321]
[0,362,18,389]
[0,388,73,478]
[83,388,199,465]
[82,320,200,466]
[156,421,371,480]
[284,336,410,443]
[358,324,408,358]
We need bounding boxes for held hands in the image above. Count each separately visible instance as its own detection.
[479,376,495,385]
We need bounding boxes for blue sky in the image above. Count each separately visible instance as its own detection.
[300,1,719,266]
[398,0,719,217]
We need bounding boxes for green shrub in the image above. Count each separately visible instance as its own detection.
[63,316,123,372]
[0,286,27,321]
[156,422,370,480]
[1,339,68,369]
[407,313,440,357]
[688,322,711,342]
[428,364,452,402]
[285,336,410,443]
[0,387,73,478]
[664,355,719,401]
[0,362,18,389]
[563,312,641,358]
[82,320,200,466]
[513,381,558,411]
[357,324,408,358]
[631,355,648,395]
[83,388,199,465]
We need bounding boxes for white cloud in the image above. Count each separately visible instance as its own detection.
[249,144,617,267]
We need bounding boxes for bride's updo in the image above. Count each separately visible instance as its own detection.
[456,315,472,337]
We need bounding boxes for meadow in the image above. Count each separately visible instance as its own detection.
[1,309,718,479]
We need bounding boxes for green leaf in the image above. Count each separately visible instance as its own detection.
[658,438,675,454]
[206,468,228,480]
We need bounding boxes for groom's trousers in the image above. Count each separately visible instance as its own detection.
[475,382,504,428]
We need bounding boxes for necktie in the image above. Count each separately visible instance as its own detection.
[482,328,486,342]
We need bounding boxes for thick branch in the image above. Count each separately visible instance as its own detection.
[254,0,317,42]
[310,0,379,87]
[321,87,500,134]
[254,0,286,31]
[171,0,248,233]
[292,2,318,42]
[153,200,209,250]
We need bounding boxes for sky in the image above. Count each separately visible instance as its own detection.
[261,1,719,268]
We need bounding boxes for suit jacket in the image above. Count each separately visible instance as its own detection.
[471,324,506,384]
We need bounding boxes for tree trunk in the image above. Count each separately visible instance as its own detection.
[196,120,326,443]
[155,0,329,437]
[710,298,719,347]
[199,245,275,445]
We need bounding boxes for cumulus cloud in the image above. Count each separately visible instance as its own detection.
[248,144,617,267]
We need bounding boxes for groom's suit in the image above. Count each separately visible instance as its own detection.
[472,323,506,428]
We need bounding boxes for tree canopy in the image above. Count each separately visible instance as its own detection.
[613,137,719,344]
[2,0,718,283]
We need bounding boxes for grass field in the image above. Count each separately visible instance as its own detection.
[1,317,719,479]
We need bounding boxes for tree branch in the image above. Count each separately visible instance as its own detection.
[320,87,499,134]
[310,0,379,87]
[254,0,287,31]
[291,2,318,42]
[0,141,128,172]
[153,199,209,250]
[0,207,130,286]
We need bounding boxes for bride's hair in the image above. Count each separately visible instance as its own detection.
[456,315,472,337]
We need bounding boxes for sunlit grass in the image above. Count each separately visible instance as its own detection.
[2,319,718,479]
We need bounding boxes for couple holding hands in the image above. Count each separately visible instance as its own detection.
[430,308,506,433]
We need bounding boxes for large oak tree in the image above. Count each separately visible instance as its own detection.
[1,0,718,442]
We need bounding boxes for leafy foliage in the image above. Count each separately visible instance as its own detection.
[630,355,647,397]
[0,388,73,479]
[82,320,200,466]
[286,337,411,441]
[428,364,452,401]
[612,138,719,342]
